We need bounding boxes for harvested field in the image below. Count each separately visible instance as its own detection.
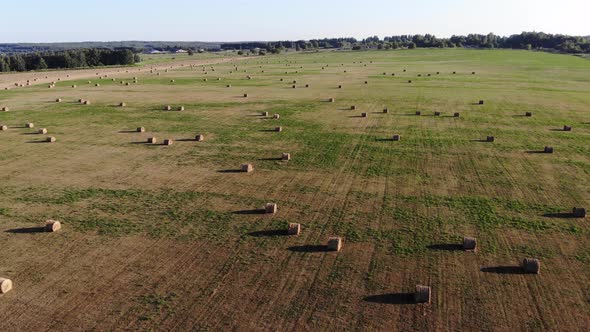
[0,49,589,331]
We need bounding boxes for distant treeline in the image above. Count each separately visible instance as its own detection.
[0,48,141,72]
[223,32,590,54]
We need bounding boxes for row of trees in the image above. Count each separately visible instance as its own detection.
[225,32,590,54]
[0,48,141,72]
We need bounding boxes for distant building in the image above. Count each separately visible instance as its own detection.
[175,49,188,53]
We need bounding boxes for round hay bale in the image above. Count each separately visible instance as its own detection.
[71,84,77,88]
[0,278,13,294]
[265,203,278,214]
[275,126,283,132]
[403,69,407,72]
[392,134,400,141]
[273,114,280,119]
[56,98,62,103]
[241,163,254,173]
[521,258,541,274]
[119,102,126,107]
[0,125,7,131]
[137,127,145,133]
[84,100,91,105]
[95,83,100,87]
[305,84,309,88]
[38,128,48,134]
[45,220,61,232]
[292,85,296,89]
[563,125,572,131]
[126,82,130,86]
[78,99,85,103]
[544,146,554,153]
[204,78,208,82]
[327,237,343,251]
[47,136,56,143]
[282,153,291,161]
[164,139,174,146]
[338,85,342,89]
[244,93,248,98]
[227,84,232,88]
[408,80,412,83]
[178,106,185,111]
[195,134,204,142]
[415,111,421,116]
[280,78,284,82]
[147,137,157,144]
[486,136,495,142]
[26,123,34,129]
[463,237,477,251]
[454,112,460,117]
[170,79,175,83]
[453,71,456,74]
[383,108,389,114]
[87,81,92,84]
[361,113,367,118]
[329,98,335,103]
[262,112,269,117]
[572,207,586,218]
[479,100,484,105]
[288,223,301,236]
[165,105,172,111]
[414,285,431,304]
[1,107,9,112]
[434,111,441,116]
[351,105,356,110]
[472,72,476,75]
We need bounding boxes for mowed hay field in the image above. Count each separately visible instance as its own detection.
[0,49,589,331]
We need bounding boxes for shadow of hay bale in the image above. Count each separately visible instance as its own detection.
[288,245,329,253]
[233,209,266,215]
[542,212,576,219]
[480,266,526,274]
[5,227,46,234]
[363,293,415,305]
[427,244,463,251]
[248,230,289,237]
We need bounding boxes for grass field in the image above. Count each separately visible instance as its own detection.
[0,49,589,331]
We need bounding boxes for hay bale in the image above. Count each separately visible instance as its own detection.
[265,203,278,214]
[361,113,367,118]
[26,123,34,128]
[56,98,62,103]
[305,84,309,88]
[329,98,335,103]
[563,125,572,131]
[241,163,254,173]
[292,85,296,89]
[137,127,145,133]
[408,80,412,83]
[0,125,7,131]
[338,85,342,89]
[262,112,269,117]
[486,136,495,142]
[572,207,586,218]
[392,134,401,141]
[147,137,157,144]
[72,85,77,88]
[273,114,280,119]
[351,105,356,110]
[454,112,460,117]
[463,237,477,251]
[479,100,484,105]
[95,83,100,87]
[288,223,301,236]
[84,100,91,105]
[414,285,431,304]
[119,102,126,107]
[126,82,130,86]
[434,111,441,116]
[415,111,421,116]
[453,71,456,74]
[38,128,48,134]
[227,84,232,88]
[87,81,92,84]
[544,146,554,153]
[275,126,283,132]
[170,79,175,83]
[383,108,389,114]
[521,258,541,274]
[178,106,185,111]
[0,278,13,294]
[47,136,56,143]
[327,237,343,251]
[164,139,174,146]
[364,81,368,84]
[436,72,440,74]
[282,153,291,161]
[1,107,9,112]
[195,134,204,142]
[45,220,61,232]
[472,72,476,75]
[165,105,172,111]
[244,93,248,98]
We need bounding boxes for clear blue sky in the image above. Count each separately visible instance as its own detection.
[3,0,589,42]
